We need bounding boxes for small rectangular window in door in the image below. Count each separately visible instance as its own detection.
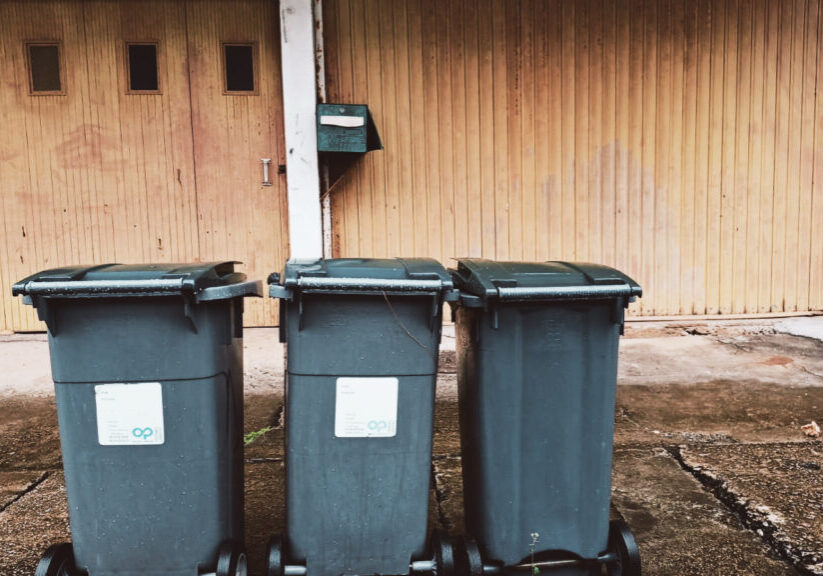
[26,42,63,94]
[223,43,256,94]
[126,43,160,93]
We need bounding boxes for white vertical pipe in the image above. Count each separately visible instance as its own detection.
[313,0,334,259]
[280,0,323,261]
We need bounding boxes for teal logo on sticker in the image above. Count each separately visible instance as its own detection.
[367,420,388,433]
[131,427,154,440]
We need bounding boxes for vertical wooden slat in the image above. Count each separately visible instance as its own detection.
[640,0,657,314]
[732,0,752,314]
[574,0,590,261]
[669,0,685,314]
[463,0,483,258]
[627,0,644,306]
[797,0,818,311]
[479,0,496,257]
[436,0,456,263]
[681,0,699,314]
[746,0,766,313]
[561,0,577,258]
[421,0,442,261]
[520,0,536,262]
[614,0,631,277]
[812,0,823,310]
[392,2,414,257]
[505,0,521,261]
[759,0,779,312]
[783,0,806,312]
[492,0,509,259]
[601,0,617,272]
[547,0,564,260]
[772,0,793,311]
[654,0,671,315]
[364,0,387,258]
[588,0,603,266]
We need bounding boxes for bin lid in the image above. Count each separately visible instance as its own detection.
[452,259,642,303]
[271,258,455,297]
[13,262,262,301]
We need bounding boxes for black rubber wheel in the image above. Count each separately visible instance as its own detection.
[461,537,484,576]
[34,543,76,576]
[216,540,247,576]
[432,531,456,576]
[607,520,641,576]
[267,535,284,576]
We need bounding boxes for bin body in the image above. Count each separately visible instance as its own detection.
[272,258,453,576]
[452,260,641,574]
[13,263,261,576]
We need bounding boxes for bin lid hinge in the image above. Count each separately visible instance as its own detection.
[182,296,199,334]
[297,293,305,331]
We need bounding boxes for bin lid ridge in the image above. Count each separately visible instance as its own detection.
[12,261,260,300]
[451,259,642,303]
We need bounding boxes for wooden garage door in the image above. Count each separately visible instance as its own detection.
[0,0,287,331]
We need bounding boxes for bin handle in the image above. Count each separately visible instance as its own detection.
[496,284,636,301]
[17,278,187,298]
[197,280,264,302]
[296,277,445,292]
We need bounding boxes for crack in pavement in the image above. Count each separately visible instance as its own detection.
[246,457,284,464]
[666,445,822,576]
[0,471,50,515]
[430,462,451,533]
[798,365,823,381]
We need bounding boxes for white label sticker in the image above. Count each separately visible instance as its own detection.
[94,383,165,446]
[334,377,399,438]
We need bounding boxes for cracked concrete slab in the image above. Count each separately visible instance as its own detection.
[0,397,61,471]
[677,443,823,575]
[619,335,823,388]
[0,470,50,511]
[612,447,801,575]
[615,381,823,444]
[0,472,68,576]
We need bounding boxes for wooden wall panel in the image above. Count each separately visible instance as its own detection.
[0,0,199,331]
[0,0,286,331]
[325,0,823,315]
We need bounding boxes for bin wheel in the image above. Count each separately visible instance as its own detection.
[461,537,484,576]
[216,540,248,576]
[432,531,456,576]
[267,535,284,576]
[34,543,76,576]
[607,520,641,576]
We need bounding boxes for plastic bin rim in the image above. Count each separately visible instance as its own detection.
[12,262,263,301]
[450,259,642,304]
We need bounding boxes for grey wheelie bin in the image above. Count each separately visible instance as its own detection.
[267,258,458,576]
[12,262,262,576]
[450,260,642,576]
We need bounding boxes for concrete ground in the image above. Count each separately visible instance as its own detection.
[1,317,823,575]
